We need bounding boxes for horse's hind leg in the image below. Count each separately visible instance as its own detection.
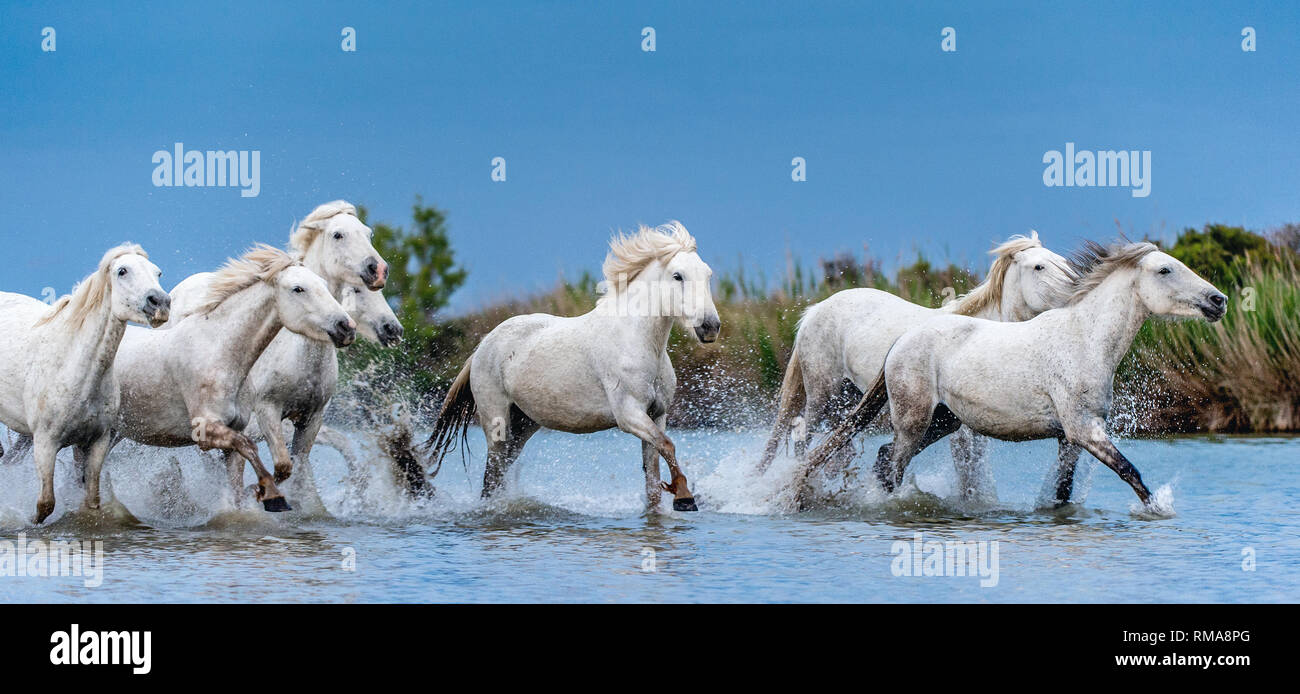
[495,406,538,492]
[879,404,962,492]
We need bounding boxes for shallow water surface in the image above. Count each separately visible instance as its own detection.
[0,429,1295,603]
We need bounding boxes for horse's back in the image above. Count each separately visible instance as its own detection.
[799,287,938,389]
[0,293,54,430]
[472,312,628,433]
[163,272,216,327]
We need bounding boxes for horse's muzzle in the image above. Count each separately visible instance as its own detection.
[144,290,171,327]
[1198,291,1227,322]
[329,317,357,347]
[694,316,721,343]
[378,320,404,347]
[361,257,388,290]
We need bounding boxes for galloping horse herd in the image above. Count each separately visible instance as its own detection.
[0,200,1227,524]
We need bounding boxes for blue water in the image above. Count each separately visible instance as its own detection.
[0,428,1295,603]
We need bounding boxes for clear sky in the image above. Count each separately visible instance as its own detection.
[2,1,1297,312]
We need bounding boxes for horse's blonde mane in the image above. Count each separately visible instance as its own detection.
[949,232,1045,316]
[191,244,301,316]
[289,200,359,253]
[35,243,149,328]
[1065,240,1160,304]
[601,221,698,289]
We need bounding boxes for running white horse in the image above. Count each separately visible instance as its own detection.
[164,201,392,505]
[423,222,721,511]
[758,232,1073,500]
[805,241,1227,509]
[0,244,169,523]
[111,245,356,511]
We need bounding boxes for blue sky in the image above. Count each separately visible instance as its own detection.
[2,1,1297,311]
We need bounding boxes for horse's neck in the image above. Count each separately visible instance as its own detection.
[592,281,675,355]
[51,298,127,388]
[1062,271,1148,372]
[301,248,345,298]
[199,284,286,380]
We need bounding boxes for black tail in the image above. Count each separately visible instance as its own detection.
[420,358,476,477]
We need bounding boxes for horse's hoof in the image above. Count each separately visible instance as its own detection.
[262,497,292,513]
[673,497,698,512]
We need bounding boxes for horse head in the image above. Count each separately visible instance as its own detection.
[291,200,389,292]
[992,231,1074,318]
[340,284,404,347]
[274,265,357,348]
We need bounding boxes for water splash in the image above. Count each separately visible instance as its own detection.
[1131,482,1176,518]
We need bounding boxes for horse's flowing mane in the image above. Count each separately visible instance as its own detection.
[36,243,149,328]
[289,200,359,253]
[949,232,1048,316]
[600,221,698,291]
[192,244,301,316]
[1065,240,1159,304]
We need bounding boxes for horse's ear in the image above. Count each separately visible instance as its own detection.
[1029,229,1040,241]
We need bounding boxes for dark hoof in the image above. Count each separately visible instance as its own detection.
[262,497,292,512]
[673,497,698,512]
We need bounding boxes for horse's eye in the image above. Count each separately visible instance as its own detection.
[333,232,343,240]
[672,272,683,282]
[1158,267,1172,275]
[1034,264,1044,271]
[117,267,128,277]
[292,286,305,293]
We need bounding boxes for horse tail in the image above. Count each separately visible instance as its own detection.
[420,357,476,476]
[758,345,807,472]
[805,370,889,471]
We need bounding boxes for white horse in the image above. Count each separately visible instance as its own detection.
[423,222,721,511]
[806,241,1227,508]
[0,244,168,523]
[111,245,356,511]
[758,233,1073,500]
[164,202,392,504]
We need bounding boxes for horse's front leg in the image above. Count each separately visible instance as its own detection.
[1050,438,1083,506]
[950,426,994,502]
[640,414,665,512]
[255,404,294,483]
[616,406,696,512]
[80,433,113,512]
[32,433,60,524]
[193,417,291,512]
[1071,419,1151,506]
[289,412,324,485]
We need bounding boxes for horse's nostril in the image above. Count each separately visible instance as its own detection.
[1210,294,1226,306]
